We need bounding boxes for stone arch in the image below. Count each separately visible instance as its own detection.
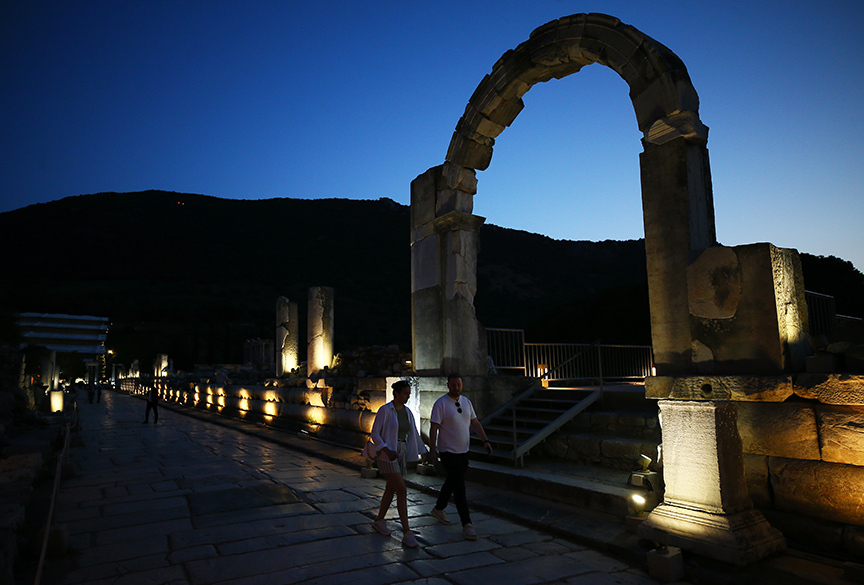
[445,12,707,170]
[410,13,717,376]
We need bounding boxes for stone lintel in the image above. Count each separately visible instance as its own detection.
[794,374,864,405]
[638,504,785,565]
[645,375,793,402]
[432,210,485,235]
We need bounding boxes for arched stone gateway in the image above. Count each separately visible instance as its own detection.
[411,13,810,565]
[412,12,717,377]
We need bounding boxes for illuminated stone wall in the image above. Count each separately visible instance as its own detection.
[648,373,864,556]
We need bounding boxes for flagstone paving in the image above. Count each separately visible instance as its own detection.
[41,391,683,584]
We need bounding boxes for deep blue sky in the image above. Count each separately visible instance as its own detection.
[3,1,863,272]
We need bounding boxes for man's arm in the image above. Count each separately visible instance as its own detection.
[470,418,493,455]
[429,421,440,460]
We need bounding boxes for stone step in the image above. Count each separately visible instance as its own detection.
[566,409,661,440]
[466,459,638,517]
[536,432,660,471]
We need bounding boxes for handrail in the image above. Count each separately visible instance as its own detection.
[34,421,70,585]
[512,389,602,464]
[479,341,605,466]
[482,340,602,427]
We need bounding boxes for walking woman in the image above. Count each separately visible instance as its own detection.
[369,379,428,547]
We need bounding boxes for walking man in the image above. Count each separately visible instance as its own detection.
[142,385,159,424]
[428,373,493,540]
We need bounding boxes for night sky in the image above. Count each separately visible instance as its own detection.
[3,0,863,271]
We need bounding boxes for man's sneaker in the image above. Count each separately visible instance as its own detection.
[371,520,391,536]
[402,530,420,548]
[430,507,451,525]
[462,523,477,540]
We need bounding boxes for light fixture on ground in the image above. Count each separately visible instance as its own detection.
[626,454,662,530]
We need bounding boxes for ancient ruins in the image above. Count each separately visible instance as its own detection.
[7,11,862,573]
[408,12,861,565]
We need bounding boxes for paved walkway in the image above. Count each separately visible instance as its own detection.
[42,390,676,585]
[37,390,859,585]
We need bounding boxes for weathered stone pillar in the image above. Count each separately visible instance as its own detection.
[641,136,716,375]
[276,296,299,376]
[154,354,168,378]
[411,163,487,376]
[307,286,334,376]
[40,350,57,390]
[638,400,785,565]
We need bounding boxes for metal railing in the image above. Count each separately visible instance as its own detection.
[486,328,526,374]
[805,290,838,340]
[487,328,653,382]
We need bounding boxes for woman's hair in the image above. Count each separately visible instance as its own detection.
[391,380,410,393]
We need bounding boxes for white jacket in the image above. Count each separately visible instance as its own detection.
[370,402,428,462]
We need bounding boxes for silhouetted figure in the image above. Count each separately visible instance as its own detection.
[142,386,158,423]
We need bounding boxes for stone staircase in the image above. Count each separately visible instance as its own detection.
[469,384,661,517]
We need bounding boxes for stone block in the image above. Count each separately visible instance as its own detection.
[435,189,473,216]
[737,402,820,460]
[411,289,442,373]
[591,412,617,429]
[410,166,438,228]
[441,162,477,194]
[817,405,864,466]
[761,508,843,553]
[410,234,438,293]
[566,434,602,462]
[445,131,493,171]
[600,437,641,462]
[687,244,809,375]
[646,546,686,583]
[742,454,772,508]
[618,414,647,428]
[645,375,793,402]
[458,103,506,140]
[656,400,752,513]
[769,457,864,526]
[794,374,864,405]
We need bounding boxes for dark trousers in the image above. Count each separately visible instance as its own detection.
[144,401,158,423]
[436,451,471,525]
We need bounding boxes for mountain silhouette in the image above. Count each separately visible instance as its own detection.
[1,191,861,371]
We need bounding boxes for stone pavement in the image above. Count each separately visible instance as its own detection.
[33,390,858,585]
[35,390,675,585]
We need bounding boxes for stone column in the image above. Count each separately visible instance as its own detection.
[154,354,168,378]
[276,296,299,376]
[410,163,487,376]
[40,350,57,390]
[307,286,334,377]
[638,400,785,565]
[640,136,716,375]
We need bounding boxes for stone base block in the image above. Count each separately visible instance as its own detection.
[638,503,785,565]
[646,546,686,583]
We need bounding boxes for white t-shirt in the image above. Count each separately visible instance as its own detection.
[430,394,476,454]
